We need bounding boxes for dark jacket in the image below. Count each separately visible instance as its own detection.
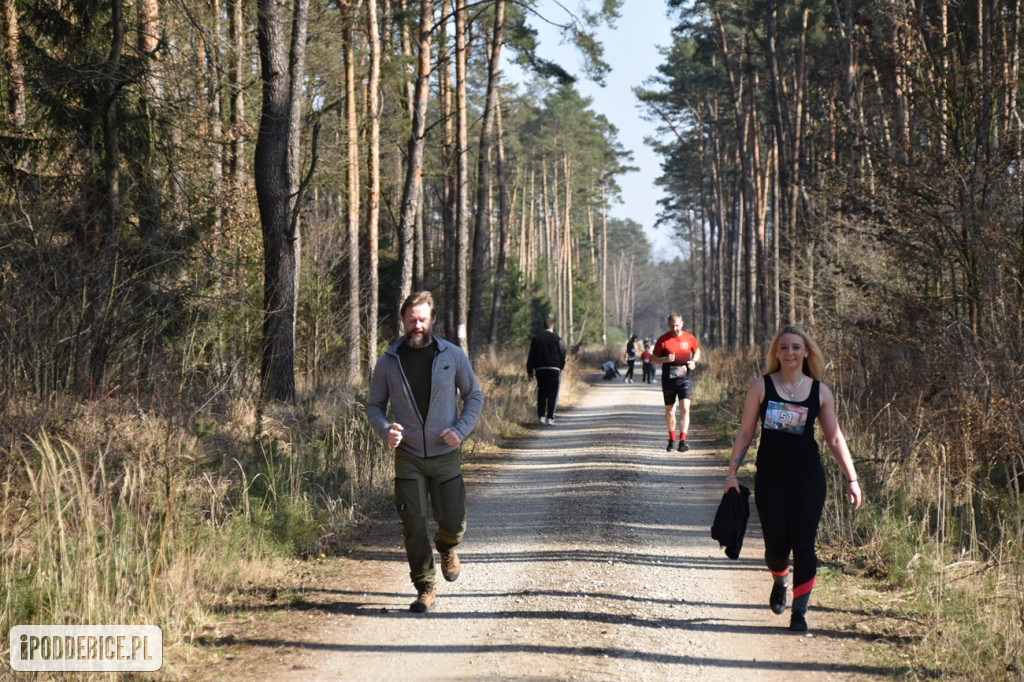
[711,485,750,560]
[526,329,567,377]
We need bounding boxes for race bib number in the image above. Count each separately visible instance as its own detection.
[667,365,688,380]
[764,400,808,435]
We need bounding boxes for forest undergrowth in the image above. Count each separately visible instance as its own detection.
[702,343,1024,680]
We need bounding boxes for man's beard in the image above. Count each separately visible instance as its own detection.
[406,330,434,349]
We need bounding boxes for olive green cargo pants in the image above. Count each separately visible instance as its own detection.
[394,448,467,589]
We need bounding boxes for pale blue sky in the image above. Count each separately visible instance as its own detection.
[520,0,678,258]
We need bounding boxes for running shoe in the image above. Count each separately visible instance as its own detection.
[770,580,788,614]
[788,611,808,632]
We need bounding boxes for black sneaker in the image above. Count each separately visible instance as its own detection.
[677,439,689,452]
[665,439,675,451]
[769,581,787,614]
[788,611,808,632]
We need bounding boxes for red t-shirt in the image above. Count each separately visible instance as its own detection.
[641,350,652,363]
[654,331,698,380]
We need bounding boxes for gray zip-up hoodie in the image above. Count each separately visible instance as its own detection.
[366,334,484,458]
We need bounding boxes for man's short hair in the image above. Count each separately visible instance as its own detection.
[667,312,683,325]
[401,290,435,318]
[544,316,556,329]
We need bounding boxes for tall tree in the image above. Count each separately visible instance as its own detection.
[365,0,382,373]
[396,0,432,322]
[453,0,470,349]
[254,0,310,403]
[2,0,26,128]
[229,0,247,190]
[88,0,126,393]
[487,87,510,347]
[342,0,361,383]
[468,0,505,354]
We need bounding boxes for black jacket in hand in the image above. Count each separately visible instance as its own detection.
[711,485,750,560]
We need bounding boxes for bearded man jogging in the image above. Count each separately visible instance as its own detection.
[652,312,701,452]
[366,291,484,613]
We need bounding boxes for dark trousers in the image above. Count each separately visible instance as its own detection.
[535,369,561,419]
[754,463,826,593]
[642,362,654,382]
[625,360,635,380]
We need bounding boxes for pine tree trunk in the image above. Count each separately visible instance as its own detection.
[229,0,246,190]
[1,0,26,127]
[342,1,361,383]
[468,0,504,354]
[255,0,309,403]
[437,1,456,337]
[365,0,382,374]
[89,0,126,395]
[487,86,509,347]
[601,180,608,346]
[454,0,470,349]
[396,0,432,323]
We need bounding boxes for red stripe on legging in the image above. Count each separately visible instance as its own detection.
[770,568,790,577]
[793,576,816,598]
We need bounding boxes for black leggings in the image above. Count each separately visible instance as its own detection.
[625,360,635,380]
[754,464,826,594]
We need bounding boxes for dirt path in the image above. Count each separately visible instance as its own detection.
[194,378,879,680]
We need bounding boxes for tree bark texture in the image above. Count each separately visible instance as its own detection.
[468,0,504,354]
[255,0,309,403]
[396,0,432,325]
[453,0,470,349]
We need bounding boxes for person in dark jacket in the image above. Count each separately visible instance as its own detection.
[724,325,861,632]
[366,291,484,614]
[526,316,567,425]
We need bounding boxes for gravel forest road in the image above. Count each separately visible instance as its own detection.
[201,377,877,681]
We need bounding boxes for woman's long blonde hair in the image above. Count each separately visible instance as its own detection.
[765,324,825,380]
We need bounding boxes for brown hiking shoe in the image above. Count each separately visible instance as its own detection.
[410,584,437,613]
[441,549,461,582]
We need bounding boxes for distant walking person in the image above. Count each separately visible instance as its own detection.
[724,324,862,633]
[641,342,654,383]
[526,316,567,425]
[366,291,484,614]
[623,335,638,383]
[652,312,701,451]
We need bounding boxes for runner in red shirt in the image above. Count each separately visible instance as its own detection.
[640,343,654,383]
[652,312,701,451]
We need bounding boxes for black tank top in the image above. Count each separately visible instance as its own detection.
[755,374,821,474]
